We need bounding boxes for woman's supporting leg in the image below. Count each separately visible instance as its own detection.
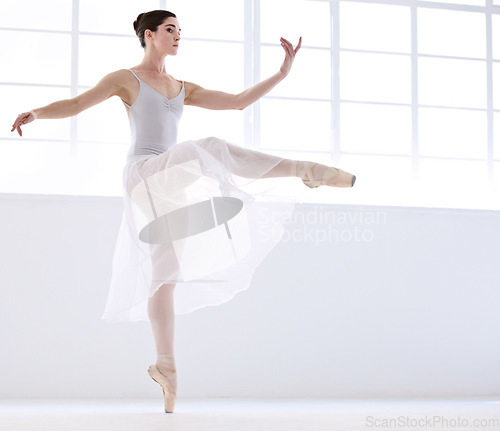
[148,283,177,392]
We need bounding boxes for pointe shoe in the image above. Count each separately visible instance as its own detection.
[291,160,356,188]
[148,364,177,413]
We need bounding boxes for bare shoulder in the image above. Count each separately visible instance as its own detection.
[103,69,137,87]
[183,81,203,102]
[183,81,201,91]
[99,69,138,101]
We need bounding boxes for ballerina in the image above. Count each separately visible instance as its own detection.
[11,10,356,413]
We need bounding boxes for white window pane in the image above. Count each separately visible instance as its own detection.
[418,159,490,209]
[418,57,486,108]
[260,100,331,152]
[494,63,500,109]
[178,107,244,145]
[80,0,158,34]
[493,15,500,60]
[338,154,414,207]
[494,162,500,198]
[340,2,411,53]
[420,0,484,5]
[0,31,71,85]
[79,35,143,86]
[494,112,500,159]
[419,108,487,159]
[261,47,330,99]
[77,96,131,144]
[0,0,71,31]
[261,0,330,48]
[74,143,127,196]
[167,0,244,41]
[0,140,74,195]
[340,52,411,104]
[168,41,244,92]
[340,104,412,155]
[0,86,71,141]
[418,9,485,58]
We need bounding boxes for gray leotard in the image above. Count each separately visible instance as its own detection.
[123,69,185,160]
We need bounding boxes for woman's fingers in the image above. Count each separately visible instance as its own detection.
[294,37,302,54]
[11,118,19,131]
[280,37,294,55]
[11,112,32,136]
[11,120,21,135]
[280,37,302,57]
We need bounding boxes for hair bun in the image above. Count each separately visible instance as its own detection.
[133,13,144,33]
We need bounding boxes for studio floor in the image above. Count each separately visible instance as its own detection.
[1,398,499,431]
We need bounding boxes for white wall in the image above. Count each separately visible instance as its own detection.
[0,194,499,399]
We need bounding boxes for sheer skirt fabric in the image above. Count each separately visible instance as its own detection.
[102,137,296,322]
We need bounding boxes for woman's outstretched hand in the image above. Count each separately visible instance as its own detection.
[279,36,302,77]
[11,111,37,137]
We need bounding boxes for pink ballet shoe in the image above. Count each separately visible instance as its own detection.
[291,160,356,188]
[148,364,177,413]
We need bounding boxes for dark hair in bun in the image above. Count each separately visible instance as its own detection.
[133,10,177,49]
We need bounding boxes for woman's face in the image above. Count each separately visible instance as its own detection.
[147,17,181,55]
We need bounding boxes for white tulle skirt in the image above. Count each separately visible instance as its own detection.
[102,137,297,322]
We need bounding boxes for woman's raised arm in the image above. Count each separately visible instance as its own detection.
[11,70,129,136]
[184,37,301,111]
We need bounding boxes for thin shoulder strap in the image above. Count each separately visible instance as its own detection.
[128,69,141,83]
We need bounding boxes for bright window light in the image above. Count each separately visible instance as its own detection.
[340,103,412,155]
[419,108,487,159]
[493,15,500,60]
[261,0,330,47]
[0,0,72,31]
[418,57,486,109]
[0,31,71,85]
[340,52,411,104]
[260,99,331,152]
[494,113,500,159]
[339,2,411,53]
[418,8,485,58]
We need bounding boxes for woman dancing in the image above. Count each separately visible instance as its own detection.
[11,10,355,413]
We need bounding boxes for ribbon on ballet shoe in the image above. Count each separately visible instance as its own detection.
[302,166,341,188]
[292,161,316,182]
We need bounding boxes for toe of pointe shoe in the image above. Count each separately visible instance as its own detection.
[148,364,177,413]
[302,179,318,188]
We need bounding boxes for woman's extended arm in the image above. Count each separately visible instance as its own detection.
[184,37,302,111]
[11,70,128,136]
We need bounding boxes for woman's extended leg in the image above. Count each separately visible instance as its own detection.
[198,139,355,187]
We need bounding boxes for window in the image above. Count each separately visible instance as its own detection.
[1,0,499,210]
